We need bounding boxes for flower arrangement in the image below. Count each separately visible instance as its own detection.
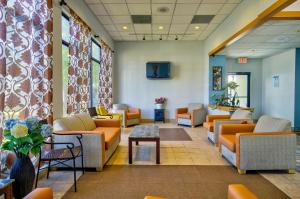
[1,117,53,156]
[155,97,167,104]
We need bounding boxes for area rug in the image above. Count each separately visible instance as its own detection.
[62,165,290,199]
[159,128,192,141]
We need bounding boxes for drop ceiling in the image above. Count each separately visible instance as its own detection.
[84,0,243,41]
[218,20,300,58]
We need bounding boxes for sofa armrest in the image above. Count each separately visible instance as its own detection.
[24,188,53,199]
[213,119,253,144]
[228,184,258,199]
[176,107,188,114]
[206,114,231,122]
[128,107,140,114]
[94,119,121,127]
[236,132,296,170]
[220,124,256,135]
[191,108,206,125]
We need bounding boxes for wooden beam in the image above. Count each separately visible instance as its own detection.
[271,11,300,20]
[209,0,297,56]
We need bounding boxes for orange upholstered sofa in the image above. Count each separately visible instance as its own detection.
[53,113,121,170]
[24,188,53,199]
[219,115,296,174]
[228,184,258,199]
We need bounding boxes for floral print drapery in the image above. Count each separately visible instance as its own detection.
[0,0,53,131]
[67,9,91,114]
[99,41,113,110]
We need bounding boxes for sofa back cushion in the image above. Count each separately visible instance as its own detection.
[112,104,128,110]
[254,115,291,133]
[75,113,96,131]
[188,103,203,113]
[54,116,85,131]
[230,110,252,119]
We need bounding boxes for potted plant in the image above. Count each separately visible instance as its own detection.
[211,81,240,108]
[155,97,167,109]
[1,117,53,199]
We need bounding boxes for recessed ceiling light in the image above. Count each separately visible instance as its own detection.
[158,26,164,30]
[122,26,128,30]
[195,26,200,30]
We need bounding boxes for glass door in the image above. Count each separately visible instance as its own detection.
[227,72,250,107]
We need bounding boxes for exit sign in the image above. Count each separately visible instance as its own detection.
[238,57,248,63]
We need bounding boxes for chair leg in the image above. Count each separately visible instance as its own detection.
[35,159,41,188]
[47,160,51,179]
[73,158,77,192]
[288,169,296,174]
[81,154,85,174]
[238,169,246,174]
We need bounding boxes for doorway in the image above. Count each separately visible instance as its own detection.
[227,72,251,107]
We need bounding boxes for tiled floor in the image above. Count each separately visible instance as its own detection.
[38,123,300,199]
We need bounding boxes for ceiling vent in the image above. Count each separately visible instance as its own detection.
[157,6,169,13]
[191,15,215,24]
[131,15,152,24]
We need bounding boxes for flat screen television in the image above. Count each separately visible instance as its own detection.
[146,62,171,79]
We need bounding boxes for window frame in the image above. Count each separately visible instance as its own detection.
[90,38,101,107]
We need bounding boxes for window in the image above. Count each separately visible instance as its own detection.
[62,13,70,114]
[91,39,101,107]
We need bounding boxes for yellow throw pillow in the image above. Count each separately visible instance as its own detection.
[98,105,108,115]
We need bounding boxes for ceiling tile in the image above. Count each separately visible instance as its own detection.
[97,16,113,24]
[174,4,199,15]
[218,3,237,14]
[169,24,189,34]
[134,24,152,33]
[202,0,226,3]
[85,0,100,4]
[111,15,132,24]
[101,0,125,3]
[104,24,118,32]
[88,4,108,15]
[152,15,172,24]
[126,0,150,3]
[152,4,175,15]
[115,24,135,33]
[152,24,170,34]
[186,24,207,33]
[196,4,223,15]
[128,4,151,15]
[109,31,121,37]
[210,14,227,24]
[172,15,193,24]
[121,35,137,40]
[226,0,241,3]
[152,0,176,3]
[177,0,201,3]
[104,4,129,15]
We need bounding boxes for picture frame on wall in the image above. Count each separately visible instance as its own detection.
[213,66,222,91]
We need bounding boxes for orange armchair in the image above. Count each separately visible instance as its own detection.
[176,103,206,127]
[219,115,296,174]
[24,188,53,199]
[124,107,141,127]
[228,184,258,199]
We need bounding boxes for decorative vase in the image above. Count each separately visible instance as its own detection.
[155,103,164,109]
[10,153,35,199]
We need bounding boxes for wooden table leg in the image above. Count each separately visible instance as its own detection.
[156,139,160,164]
[129,138,132,164]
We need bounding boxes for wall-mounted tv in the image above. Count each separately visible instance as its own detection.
[146,62,171,79]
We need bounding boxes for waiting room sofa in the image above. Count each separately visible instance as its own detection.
[204,110,253,145]
[111,104,141,127]
[219,115,296,174]
[53,113,121,170]
[176,103,206,127]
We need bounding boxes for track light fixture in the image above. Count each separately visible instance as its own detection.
[159,35,162,40]
[143,35,146,40]
[94,34,99,38]
[175,35,178,40]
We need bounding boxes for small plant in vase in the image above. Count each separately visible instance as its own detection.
[1,117,53,199]
[155,97,167,109]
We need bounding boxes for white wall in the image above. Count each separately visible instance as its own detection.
[226,58,263,119]
[114,41,204,119]
[262,49,296,125]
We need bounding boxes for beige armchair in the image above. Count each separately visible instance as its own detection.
[176,103,206,127]
[111,104,141,127]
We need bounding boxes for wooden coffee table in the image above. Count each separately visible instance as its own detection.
[128,125,160,164]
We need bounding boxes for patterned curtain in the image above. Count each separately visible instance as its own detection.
[67,9,91,114]
[0,0,53,130]
[99,41,113,110]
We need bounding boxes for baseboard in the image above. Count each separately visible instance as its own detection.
[140,119,176,123]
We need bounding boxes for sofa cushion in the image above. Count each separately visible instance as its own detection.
[75,113,96,131]
[203,122,214,132]
[177,113,191,119]
[230,110,252,119]
[188,103,203,113]
[54,116,85,131]
[254,115,291,133]
[220,135,236,152]
[97,105,109,116]
[93,127,120,150]
[127,112,140,120]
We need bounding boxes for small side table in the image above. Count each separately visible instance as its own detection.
[0,179,14,199]
[154,109,165,123]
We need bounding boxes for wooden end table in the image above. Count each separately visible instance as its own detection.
[0,179,14,199]
[128,125,160,164]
